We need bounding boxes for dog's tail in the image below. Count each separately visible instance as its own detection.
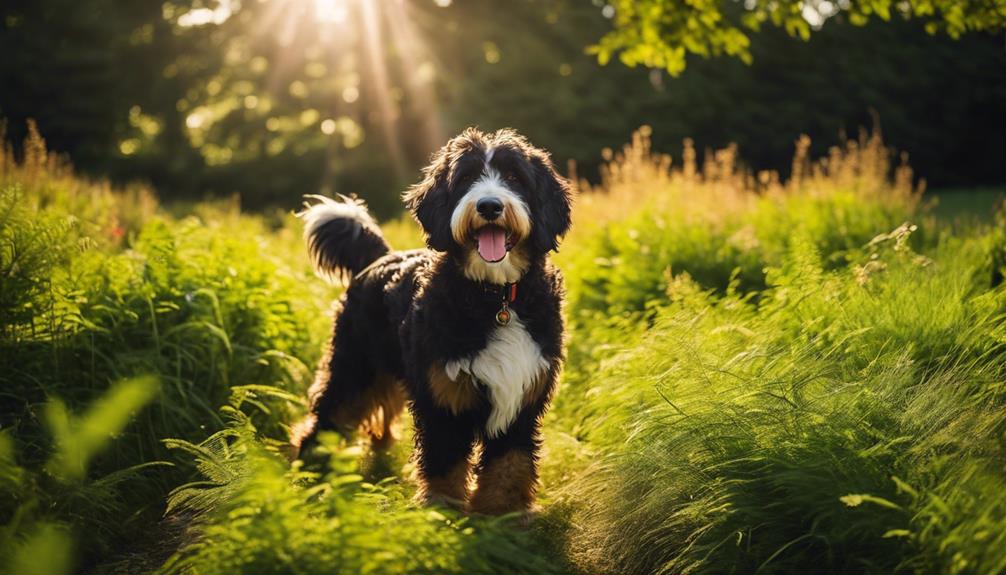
[298,194,390,283]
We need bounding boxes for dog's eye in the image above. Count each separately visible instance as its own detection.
[503,172,520,185]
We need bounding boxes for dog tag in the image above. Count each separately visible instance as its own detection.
[495,304,511,326]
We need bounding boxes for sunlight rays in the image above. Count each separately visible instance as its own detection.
[213,0,445,189]
[313,0,350,24]
[360,0,407,179]
[384,1,446,156]
[173,0,448,194]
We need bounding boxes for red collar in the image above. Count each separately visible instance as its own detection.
[504,282,517,304]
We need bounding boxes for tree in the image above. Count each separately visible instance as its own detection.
[2,0,1004,209]
[592,0,1006,75]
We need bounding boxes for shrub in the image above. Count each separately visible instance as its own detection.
[1,123,332,569]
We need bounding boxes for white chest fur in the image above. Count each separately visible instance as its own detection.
[444,311,549,437]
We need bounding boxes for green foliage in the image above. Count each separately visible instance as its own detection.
[1,192,328,456]
[6,524,74,575]
[1,378,160,575]
[594,0,1006,75]
[158,396,565,575]
[44,377,159,482]
[3,122,1006,575]
[553,186,1006,573]
[0,136,332,569]
[592,0,756,75]
[0,186,78,331]
[557,232,1006,572]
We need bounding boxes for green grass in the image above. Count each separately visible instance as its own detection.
[553,236,1006,574]
[2,124,1005,574]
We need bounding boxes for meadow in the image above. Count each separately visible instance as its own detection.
[2,122,1005,575]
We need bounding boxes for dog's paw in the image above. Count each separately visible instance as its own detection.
[414,490,467,511]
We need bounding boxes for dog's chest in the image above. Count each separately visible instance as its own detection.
[444,311,549,437]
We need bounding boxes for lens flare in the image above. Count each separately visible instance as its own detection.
[313,0,348,24]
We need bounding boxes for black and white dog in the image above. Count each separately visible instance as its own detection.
[292,128,572,515]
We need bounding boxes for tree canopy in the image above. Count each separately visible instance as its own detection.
[593,0,1006,74]
[1,0,1004,214]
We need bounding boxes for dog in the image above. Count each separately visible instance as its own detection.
[292,127,572,515]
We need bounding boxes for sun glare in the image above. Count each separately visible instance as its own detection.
[313,0,349,24]
[177,0,234,27]
[175,0,448,182]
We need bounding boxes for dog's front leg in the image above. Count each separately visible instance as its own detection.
[412,407,475,508]
[469,423,539,516]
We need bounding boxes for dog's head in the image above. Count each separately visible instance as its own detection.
[404,128,572,284]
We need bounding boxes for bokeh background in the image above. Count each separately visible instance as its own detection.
[2,0,1004,217]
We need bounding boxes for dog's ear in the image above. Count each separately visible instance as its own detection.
[403,146,454,252]
[530,154,573,253]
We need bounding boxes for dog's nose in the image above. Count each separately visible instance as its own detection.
[476,197,504,221]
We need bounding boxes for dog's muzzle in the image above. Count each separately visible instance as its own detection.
[473,197,512,263]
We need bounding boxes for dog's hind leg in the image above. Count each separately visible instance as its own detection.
[291,338,408,460]
[360,372,407,450]
[291,312,379,458]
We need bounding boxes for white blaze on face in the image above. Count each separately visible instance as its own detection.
[444,311,549,437]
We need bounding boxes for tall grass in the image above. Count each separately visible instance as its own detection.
[552,126,929,423]
[562,128,922,311]
[547,130,1006,574]
[3,120,1004,574]
[554,233,1006,573]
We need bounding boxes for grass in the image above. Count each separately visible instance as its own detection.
[554,236,1006,574]
[2,121,1005,574]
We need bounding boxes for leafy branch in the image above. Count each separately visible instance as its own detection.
[592,0,1006,75]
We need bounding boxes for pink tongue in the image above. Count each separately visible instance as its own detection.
[476,227,507,262]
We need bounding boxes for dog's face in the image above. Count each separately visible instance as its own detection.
[404,128,572,284]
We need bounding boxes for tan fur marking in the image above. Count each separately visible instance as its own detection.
[360,373,407,449]
[325,373,406,445]
[428,362,479,414]
[461,242,530,285]
[506,243,530,274]
[469,450,537,515]
[521,364,557,408]
[416,457,472,507]
[450,201,531,247]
